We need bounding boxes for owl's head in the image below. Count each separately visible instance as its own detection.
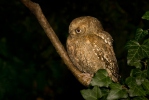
[69,16,103,36]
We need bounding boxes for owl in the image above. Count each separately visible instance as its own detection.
[66,16,119,82]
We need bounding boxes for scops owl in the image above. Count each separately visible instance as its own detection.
[66,16,119,82]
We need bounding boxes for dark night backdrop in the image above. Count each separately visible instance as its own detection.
[0,0,149,100]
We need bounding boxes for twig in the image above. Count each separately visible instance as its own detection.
[21,0,92,86]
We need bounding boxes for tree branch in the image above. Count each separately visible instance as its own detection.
[21,0,92,86]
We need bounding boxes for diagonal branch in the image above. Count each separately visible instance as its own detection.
[21,0,92,86]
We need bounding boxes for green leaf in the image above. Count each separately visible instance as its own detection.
[126,40,141,66]
[125,77,137,88]
[142,70,147,78]
[126,39,149,67]
[142,39,149,57]
[147,67,149,79]
[129,60,142,68]
[90,69,112,87]
[142,11,149,20]
[107,83,128,100]
[132,96,148,100]
[125,77,146,97]
[130,69,147,78]
[128,85,146,97]
[126,75,146,97]
[80,86,102,100]
[135,28,148,41]
[135,76,145,85]
[130,69,147,85]
[126,76,144,87]
[142,79,149,92]
[109,83,122,89]
[100,88,109,99]
[130,69,142,77]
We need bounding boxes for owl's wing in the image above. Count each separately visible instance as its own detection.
[88,33,119,82]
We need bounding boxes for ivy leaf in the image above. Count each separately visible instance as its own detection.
[142,79,149,92]
[128,85,146,97]
[147,67,149,79]
[126,77,146,97]
[107,83,128,100]
[125,77,137,88]
[142,39,149,57]
[100,88,109,99]
[135,76,145,85]
[132,96,148,100]
[126,40,141,66]
[130,69,142,77]
[135,28,148,42]
[109,83,122,89]
[130,69,147,85]
[143,70,148,78]
[80,86,102,100]
[130,69,147,78]
[129,60,142,68]
[126,39,149,67]
[126,76,146,97]
[90,69,112,87]
[142,11,149,20]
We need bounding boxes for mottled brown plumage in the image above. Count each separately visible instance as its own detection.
[66,16,119,82]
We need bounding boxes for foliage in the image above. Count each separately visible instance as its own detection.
[80,11,149,100]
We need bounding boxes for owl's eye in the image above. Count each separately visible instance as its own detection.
[75,28,82,33]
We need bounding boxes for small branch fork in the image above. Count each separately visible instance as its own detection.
[21,0,92,86]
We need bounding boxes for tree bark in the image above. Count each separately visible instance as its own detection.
[21,0,92,86]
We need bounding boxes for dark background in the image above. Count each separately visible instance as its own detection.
[0,0,149,100]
